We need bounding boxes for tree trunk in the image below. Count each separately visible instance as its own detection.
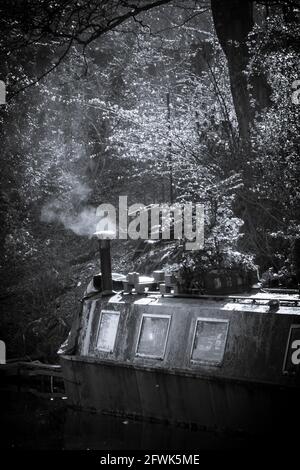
[211,0,273,142]
[211,0,254,142]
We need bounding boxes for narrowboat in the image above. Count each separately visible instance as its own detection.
[59,237,300,434]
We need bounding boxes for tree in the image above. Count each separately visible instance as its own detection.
[0,0,184,98]
[0,0,299,359]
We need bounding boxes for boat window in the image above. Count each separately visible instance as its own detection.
[136,314,171,359]
[191,318,229,365]
[96,310,120,352]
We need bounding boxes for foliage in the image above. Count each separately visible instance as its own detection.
[0,2,299,359]
[242,11,300,268]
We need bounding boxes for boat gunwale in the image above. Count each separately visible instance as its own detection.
[60,354,300,391]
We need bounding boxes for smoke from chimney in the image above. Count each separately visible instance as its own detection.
[40,178,98,237]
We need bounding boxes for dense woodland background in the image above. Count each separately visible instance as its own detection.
[0,0,299,360]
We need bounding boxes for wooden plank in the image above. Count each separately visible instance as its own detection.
[24,369,62,378]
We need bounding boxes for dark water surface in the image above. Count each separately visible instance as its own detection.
[0,389,288,451]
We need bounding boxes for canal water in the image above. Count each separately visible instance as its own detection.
[0,389,281,450]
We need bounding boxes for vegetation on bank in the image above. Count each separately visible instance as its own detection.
[0,1,299,360]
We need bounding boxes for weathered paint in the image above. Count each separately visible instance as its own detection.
[81,301,97,356]
[60,290,300,430]
[60,354,299,433]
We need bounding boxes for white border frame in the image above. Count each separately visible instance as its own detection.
[96,309,120,353]
[135,313,171,360]
[282,324,300,374]
[190,317,229,366]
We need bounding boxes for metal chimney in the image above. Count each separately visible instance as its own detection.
[94,231,114,295]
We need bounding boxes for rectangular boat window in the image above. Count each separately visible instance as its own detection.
[96,310,120,352]
[136,314,171,359]
[191,318,229,365]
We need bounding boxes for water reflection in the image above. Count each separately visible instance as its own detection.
[0,389,285,450]
[0,390,66,449]
[64,409,252,450]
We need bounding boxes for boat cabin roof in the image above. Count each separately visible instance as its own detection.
[85,278,300,316]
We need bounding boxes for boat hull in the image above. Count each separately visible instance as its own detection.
[60,354,299,434]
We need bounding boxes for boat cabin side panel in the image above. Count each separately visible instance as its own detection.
[74,294,300,387]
